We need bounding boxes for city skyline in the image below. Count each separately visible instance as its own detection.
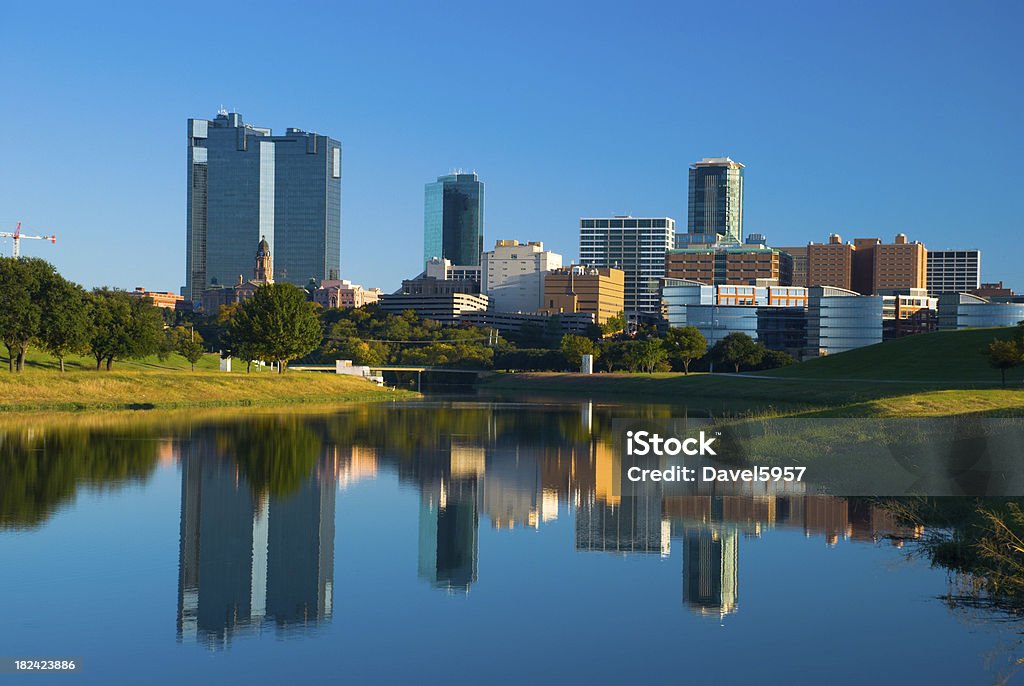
[2,2,1022,295]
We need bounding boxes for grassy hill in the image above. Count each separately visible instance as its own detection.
[761,327,1021,385]
[482,327,1024,416]
[0,350,413,411]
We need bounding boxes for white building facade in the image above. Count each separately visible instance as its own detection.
[482,240,562,313]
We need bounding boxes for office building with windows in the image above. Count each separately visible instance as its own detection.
[185,111,341,303]
[482,240,562,313]
[541,265,625,324]
[687,157,744,245]
[579,216,674,315]
[927,250,981,296]
[665,237,793,287]
[424,172,484,267]
[777,246,809,287]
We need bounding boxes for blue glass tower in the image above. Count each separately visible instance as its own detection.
[423,172,484,267]
[186,111,342,303]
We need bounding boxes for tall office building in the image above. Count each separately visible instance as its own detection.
[185,110,342,303]
[687,157,744,244]
[927,250,981,296]
[579,216,674,315]
[424,172,484,267]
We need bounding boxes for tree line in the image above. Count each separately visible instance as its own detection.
[0,258,323,373]
[554,327,792,374]
[1,257,796,375]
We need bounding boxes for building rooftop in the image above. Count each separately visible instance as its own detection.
[691,157,744,169]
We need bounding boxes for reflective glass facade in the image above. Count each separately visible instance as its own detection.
[685,304,759,347]
[186,112,341,302]
[687,158,744,244]
[423,173,484,267]
[937,293,1024,329]
[807,287,883,355]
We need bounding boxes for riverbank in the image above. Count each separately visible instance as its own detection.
[479,372,1024,417]
[0,369,416,412]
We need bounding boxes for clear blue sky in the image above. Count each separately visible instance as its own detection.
[2,0,1021,293]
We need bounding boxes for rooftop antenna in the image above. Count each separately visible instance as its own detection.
[218,104,228,116]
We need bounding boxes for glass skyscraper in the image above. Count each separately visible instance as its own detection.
[423,172,484,267]
[687,157,744,244]
[186,111,342,303]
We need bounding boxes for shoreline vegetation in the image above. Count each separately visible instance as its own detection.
[2,326,1022,417]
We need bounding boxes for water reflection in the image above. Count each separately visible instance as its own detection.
[175,429,336,648]
[0,403,1003,647]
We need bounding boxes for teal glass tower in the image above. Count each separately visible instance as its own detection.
[423,172,484,267]
[185,111,342,303]
[687,157,744,245]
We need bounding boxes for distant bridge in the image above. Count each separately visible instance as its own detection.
[288,364,483,391]
[289,364,481,374]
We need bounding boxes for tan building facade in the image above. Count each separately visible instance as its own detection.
[541,266,625,324]
[665,249,715,284]
[665,246,789,286]
[312,280,382,309]
[873,234,926,293]
[806,233,926,294]
[807,234,854,290]
[132,288,184,310]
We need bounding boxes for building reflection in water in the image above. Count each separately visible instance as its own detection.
[664,494,922,618]
[170,406,925,630]
[176,437,336,649]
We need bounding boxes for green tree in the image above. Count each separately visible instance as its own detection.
[662,326,707,374]
[174,326,205,371]
[231,283,322,373]
[756,349,797,371]
[599,339,625,372]
[560,334,598,370]
[38,275,92,372]
[0,257,55,372]
[622,339,667,373]
[712,332,765,373]
[601,311,626,337]
[86,289,164,370]
[986,339,1023,388]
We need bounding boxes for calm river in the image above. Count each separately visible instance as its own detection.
[1,399,1022,685]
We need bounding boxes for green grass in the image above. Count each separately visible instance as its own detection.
[0,365,414,412]
[481,327,1024,417]
[761,327,1020,385]
[1,348,240,373]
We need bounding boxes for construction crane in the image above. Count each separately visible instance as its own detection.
[1,222,57,258]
